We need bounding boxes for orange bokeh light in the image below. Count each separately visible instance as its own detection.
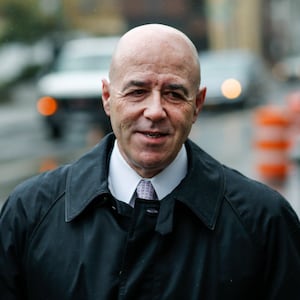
[37,96,58,116]
[221,78,242,100]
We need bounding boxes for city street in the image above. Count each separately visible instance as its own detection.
[0,79,299,215]
[0,82,89,205]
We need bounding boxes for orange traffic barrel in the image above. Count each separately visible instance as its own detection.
[253,105,291,184]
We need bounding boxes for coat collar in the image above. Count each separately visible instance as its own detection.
[175,140,224,230]
[65,134,224,230]
[65,134,114,222]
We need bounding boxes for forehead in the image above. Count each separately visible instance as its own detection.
[110,29,200,88]
[121,36,193,68]
[114,51,197,89]
[120,68,190,90]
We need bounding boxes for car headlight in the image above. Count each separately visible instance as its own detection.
[221,78,242,100]
[37,96,58,116]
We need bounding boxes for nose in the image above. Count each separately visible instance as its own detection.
[143,91,167,120]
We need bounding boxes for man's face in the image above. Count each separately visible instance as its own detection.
[102,35,206,178]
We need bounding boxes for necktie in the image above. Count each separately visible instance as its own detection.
[136,179,157,200]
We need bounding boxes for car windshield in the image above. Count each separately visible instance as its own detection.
[201,55,253,75]
[54,54,112,72]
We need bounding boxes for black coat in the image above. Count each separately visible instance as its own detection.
[1,134,300,299]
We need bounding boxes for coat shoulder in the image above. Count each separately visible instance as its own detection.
[222,165,300,244]
[1,164,70,233]
[223,166,283,210]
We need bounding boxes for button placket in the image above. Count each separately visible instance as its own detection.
[117,200,161,298]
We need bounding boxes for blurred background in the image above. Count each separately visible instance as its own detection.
[0,0,300,215]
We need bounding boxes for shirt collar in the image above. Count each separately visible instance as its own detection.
[151,146,187,199]
[108,140,188,204]
[108,140,141,205]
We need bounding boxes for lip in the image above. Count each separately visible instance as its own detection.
[137,130,169,143]
[141,131,166,137]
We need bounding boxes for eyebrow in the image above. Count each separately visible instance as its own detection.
[122,80,150,92]
[121,81,190,97]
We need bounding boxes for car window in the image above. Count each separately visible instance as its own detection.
[200,53,255,77]
[201,60,249,75]
[54,54,112,72]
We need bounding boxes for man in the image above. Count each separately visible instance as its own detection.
[0,24,299,299]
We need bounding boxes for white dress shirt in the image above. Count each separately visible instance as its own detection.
[108,140,188,205]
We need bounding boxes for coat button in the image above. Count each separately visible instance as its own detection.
[146,208,159,215]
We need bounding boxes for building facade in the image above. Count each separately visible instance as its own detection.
[1,0,298,61]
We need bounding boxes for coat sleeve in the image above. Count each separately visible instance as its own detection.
[261,194,300,299]
[0,168,66,300]
[0,194,28,300]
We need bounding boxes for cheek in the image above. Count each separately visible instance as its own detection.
[171,104,195,126]
[110,103,135,133]
[110,100,126,122]
[108,104,123,135]
[171,107,196,140]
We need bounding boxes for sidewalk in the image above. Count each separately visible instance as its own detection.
[0,102,37,126]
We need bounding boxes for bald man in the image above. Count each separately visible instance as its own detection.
[1,24,300,300]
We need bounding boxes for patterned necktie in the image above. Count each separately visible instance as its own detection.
[136,179,157,200]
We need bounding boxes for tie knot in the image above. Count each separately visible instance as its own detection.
[136,180,157,200]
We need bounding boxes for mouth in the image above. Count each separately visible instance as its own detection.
[143,131,166,138]
[137,130,169,142]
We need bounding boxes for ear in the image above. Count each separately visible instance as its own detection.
[101,79,111,116]
[192,87,206,123]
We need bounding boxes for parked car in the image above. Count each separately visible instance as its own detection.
[0,40,53,88]
[199,49,269,108]
[36,36,119,139]
[272,54,300,82]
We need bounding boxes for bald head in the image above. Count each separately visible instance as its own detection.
[109,24,200,90]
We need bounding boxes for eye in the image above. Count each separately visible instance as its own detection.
[129,89,147,97]
[165,91,185,101]
[123,88,149,102]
